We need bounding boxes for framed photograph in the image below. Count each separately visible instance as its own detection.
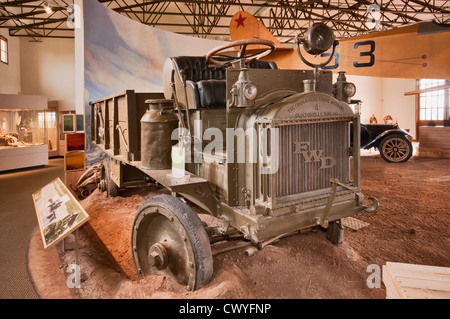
[63,114,75,133]
[32,178,90,249]
[76,114,84,132]
[65,151,85,171]
[66,133,85,152]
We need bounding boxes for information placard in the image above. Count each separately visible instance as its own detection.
[32,178,90,249]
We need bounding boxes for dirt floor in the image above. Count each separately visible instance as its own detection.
[52,154,449,299]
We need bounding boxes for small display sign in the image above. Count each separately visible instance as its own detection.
[32,178,90,249]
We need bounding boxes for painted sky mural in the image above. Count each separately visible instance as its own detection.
[83,0,225,163]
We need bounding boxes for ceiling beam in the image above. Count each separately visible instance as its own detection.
[118,10,411,24]
[1,0,449,40]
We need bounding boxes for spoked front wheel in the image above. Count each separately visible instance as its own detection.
[379,134,413,163]
[131,194,213,291]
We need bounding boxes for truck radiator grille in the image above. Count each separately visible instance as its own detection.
[275,120,350,198]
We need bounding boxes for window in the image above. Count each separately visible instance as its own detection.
[38,111,56,129]
[0,36,7,64]
[418,79,447,121]
[415,79,450,140]
[417,79,449,123]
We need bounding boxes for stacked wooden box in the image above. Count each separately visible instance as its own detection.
[418,126,450,158]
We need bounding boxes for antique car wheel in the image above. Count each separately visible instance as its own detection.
[131,194,213,291]
[379,134,413,163]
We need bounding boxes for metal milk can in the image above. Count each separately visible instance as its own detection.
[141,99,179,169]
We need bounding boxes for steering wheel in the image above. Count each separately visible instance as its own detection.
[205,38,275,67]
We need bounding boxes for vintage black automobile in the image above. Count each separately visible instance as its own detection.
[351,121,413,163]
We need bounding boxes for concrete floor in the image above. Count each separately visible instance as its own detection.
[0,158,64,299]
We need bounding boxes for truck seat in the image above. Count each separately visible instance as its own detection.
[168,56,278,109]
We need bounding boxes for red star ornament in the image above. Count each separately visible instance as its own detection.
[235,13,246,28]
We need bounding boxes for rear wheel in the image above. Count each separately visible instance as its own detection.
[379,134,413,163]
[131,194,213,291]
[98,160,119,197]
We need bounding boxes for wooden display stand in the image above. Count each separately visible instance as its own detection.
[64,133,86,197]
[418,126,450,158]
[383,262,450,299]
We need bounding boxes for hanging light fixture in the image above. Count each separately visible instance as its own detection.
[43,2,53,14]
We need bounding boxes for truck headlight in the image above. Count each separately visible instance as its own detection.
[344,83,356,97]
[303,23,335,55]
[243,82,258,101]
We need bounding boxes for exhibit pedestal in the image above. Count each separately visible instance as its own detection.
[0,144,49,172]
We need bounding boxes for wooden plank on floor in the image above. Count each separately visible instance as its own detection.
[387,262,450,276]
[383,262,450,299]
[401,287,450,299]
[382,265,404,299]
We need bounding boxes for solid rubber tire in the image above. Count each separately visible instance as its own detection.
[132,194,213,290]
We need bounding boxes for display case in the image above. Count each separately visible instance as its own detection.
[0,108,49,171]
[0,109,48,146]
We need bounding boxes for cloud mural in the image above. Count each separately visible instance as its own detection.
[83,0,225,163]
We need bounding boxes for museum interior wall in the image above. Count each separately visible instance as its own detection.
[381,77,416,138]
[20,38,75,102]
[0,29,21,95]
[22,37,76,157]
[0,29,75,102]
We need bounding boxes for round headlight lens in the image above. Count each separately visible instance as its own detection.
[344,83,356,97]
[243,82,258,101]
[304,23,335,55]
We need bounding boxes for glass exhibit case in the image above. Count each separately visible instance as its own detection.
[0,108,49,171]
[0,109,48,147]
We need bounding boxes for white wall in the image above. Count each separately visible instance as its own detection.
[344,74,417,139]
[19,38,75,101]
[381,78,416,138]
[0,29,21,94]
[346,74,384,123]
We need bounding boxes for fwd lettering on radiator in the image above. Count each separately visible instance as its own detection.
[293,141,336,169]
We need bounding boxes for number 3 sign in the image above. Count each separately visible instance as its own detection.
[321,40,376,69]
